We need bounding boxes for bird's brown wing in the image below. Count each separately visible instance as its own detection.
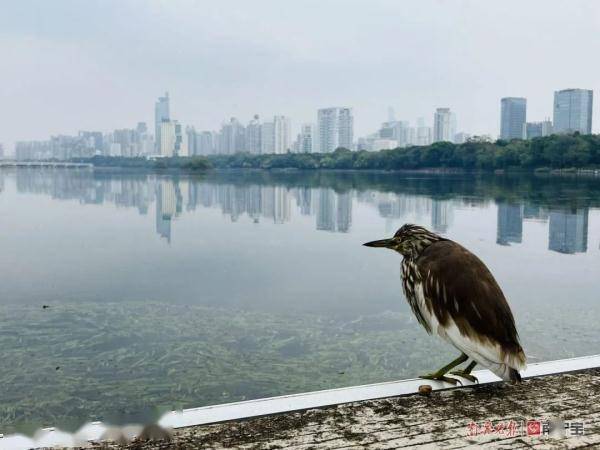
[416,240,523,357]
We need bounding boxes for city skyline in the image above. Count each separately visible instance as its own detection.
[2,1,600,154]
[12,85,596,160]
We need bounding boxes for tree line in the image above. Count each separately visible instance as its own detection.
[208,133,600,171]
[78,133,600,172]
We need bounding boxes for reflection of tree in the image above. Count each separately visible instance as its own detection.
[11,169,598,247]
[196,170,600,211]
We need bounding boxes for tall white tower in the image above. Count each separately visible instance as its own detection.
[433,108,457,143]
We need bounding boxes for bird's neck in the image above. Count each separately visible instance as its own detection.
[403,235,442,259]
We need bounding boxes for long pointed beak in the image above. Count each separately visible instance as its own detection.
[363,238,393,248]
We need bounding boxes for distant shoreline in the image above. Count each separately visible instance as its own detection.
[7,132,600,177]
[4,164,600,178]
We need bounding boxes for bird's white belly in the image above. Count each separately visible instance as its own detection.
[413,281,440,332]
[413,281,522,381]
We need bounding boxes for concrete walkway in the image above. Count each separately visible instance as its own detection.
[92,367,600,449]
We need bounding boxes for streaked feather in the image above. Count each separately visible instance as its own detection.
[401,235,526,381]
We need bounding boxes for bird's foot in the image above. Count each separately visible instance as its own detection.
[449,370,478,383]
[419,373,462,385]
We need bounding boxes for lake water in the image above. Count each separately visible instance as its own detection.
[1,168,599,433]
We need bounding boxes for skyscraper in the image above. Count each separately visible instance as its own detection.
[219,118,245,154]
[500,97,527,140]
[317,107,354,152]
[245,115,262,154]
[197,131,215,155]
[273,115,291,154]
[416,118,433,146]
[112,128,136,157]
[135,122,153,156]
[338,108,354,150]
[553,89,593,134]
[174,121,188,156]
[154,92,170,152]
[159,121,176,157]
[433,108,457,143]
[298,123,315,153]
[522,119,553,139]
[260,121,275,154]
[186,126,197,155]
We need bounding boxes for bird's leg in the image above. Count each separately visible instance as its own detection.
[450,360,478,383]
[419,353,468,385]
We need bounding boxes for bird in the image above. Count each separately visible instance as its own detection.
[364,224,526,384]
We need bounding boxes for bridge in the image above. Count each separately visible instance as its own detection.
[0,160,93,168]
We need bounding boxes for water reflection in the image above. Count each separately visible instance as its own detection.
[496,203,523,246]
[549,208,588,254]
[2,168,600,434]
[10,169,598,254]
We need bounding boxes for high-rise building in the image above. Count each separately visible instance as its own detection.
[553,89,593,134]
[379,119,417,147]
[113,129,136,157]
[16,140,51,160]
[78,131,104,155]
[186,126,197,155]
[273,115,291,154]
[245,115,262,154]
[416,118,433,146]
[154,92,170,152]
[219,118,245,154]
[174,121,188,156]
[197,131,215,155]
[522,119,553,139]
[433,108,457,143]
[298,123,315,153]
[159,121,176,157]
[338,108,354,150]
[260,121,275,154]
[317,107,354,152]
[500,97,527,140]
[0,143,4,159]
[135,122,153,156]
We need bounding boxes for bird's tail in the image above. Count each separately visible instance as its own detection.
[492,347,526,382]
[472,346,526,382]
[509,368,522,383]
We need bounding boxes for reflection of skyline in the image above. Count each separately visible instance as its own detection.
[497,203,523,246]
[316,190,352,232]
[431,199,453,234]
[156,180,177,243]
[10,170,594,253]
[549,208,588,254]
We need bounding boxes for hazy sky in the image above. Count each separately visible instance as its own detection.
[1,0,599,152]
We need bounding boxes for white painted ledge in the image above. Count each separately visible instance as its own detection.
[1,354,599,450]
[158,354,600,428]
